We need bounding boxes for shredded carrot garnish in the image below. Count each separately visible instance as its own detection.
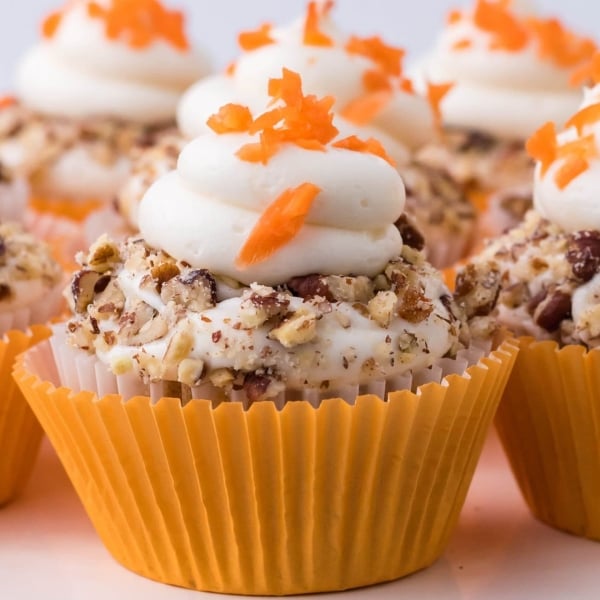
[225,61,236,76]
[427,82,454,130]
[229,68,338,164]
[555,156,589,189]
[345,36,405,78]
[570,52,600,86]
[399,79,414,94]
[447,9,463,25]
[0,96,16,110]
[303,1,334,47]
[447,1,595,75]
[526,122,557,175]
[452,39,472,51]
[207,104,254,134]
[341,90,392,125]
[473,0,528,52]
[528,18,596,69]
[362,69,392,93]
[43,0,189,50]
[42,10,63,38]
[236,183,321,268]
[332,135,395,166]
[556,134,596,160]
[565,104,600,134]
[238,23,275,51]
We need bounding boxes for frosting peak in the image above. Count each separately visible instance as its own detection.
[43,0,190,50]
[17,0,211,124]
[177,1,438,151]
[420,0,596,140]
[141,70,406,285]
[529,59,600,232]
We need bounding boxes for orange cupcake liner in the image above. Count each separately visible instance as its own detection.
[0,325,52,506]
[15,338,517,594]
[496,337,600,540]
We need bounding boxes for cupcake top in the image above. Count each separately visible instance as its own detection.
[0,222,63,314]
[16,0,211,125]
[419,0,596,140]
[456,64,600,347]
[177,1,448,151]
[65,70,463,400]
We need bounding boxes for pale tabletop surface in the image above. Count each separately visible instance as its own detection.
[1,431,600,600]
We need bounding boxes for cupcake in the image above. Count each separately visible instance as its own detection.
[0,222,63,505]
[113,1,475,267]
[416,0,596,238]
[15,70,516,594]
[0,0,210,222]
[454,60,600,540]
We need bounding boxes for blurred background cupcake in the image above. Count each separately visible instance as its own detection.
[16,70,516,594]
[454,58,600,540]
[415,0,596,239]
[0,222,63,506]
[0,0,211,223]
[114,1,476,268]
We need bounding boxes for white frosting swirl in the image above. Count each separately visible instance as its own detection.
[16,1,211,124]
[138,133,405,285]
[177,15,434,150]
[533,126,600,232]
[418,5,586,140]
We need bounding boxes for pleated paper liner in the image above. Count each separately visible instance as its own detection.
[15,338,517,595]
[496,337,600,541]
[0,325,52,505]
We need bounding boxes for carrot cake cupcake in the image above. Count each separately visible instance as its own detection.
[15,70,516,593]
[0,0,210,221]
[0,222,63,505]
[416,0,596,237]
[455,58,600,539]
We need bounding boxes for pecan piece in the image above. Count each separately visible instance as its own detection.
[68,270,103,313]
[239,285,291,328]
[287,274,334,301]
[454,262,501,318]
[566,231,600,282]
[534,289,572,332]
[394,214,425,251]
[161,269,217,311]
[269,309,318,348]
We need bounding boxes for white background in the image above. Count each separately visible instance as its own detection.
[0,0,598,90]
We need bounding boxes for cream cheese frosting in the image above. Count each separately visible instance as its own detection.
[529,68,600,232]
[17,0,211,125]
[418,0,596,140]
[139,135,405,286]
[177,2,437,151]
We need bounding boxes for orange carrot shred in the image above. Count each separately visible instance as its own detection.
[0,96,16,110]
[42,10,63,38]
[225,61,236,76]
[341,90,392,125]
[555,156,589,189]
[399,78,415,94]
[206,104,253,134]
[452,39,472,51]
[427,82,453,130]
[447,9,463,25]
[557,134,596,160]
[565,104,600,135]
[473,0,528,52]
[570,52,600,87]
[40,0,191,50]
[525,122,557,175]
[332,135,396,167]
[345,36,405,78]
[238,23,275,51]
[236,183,321,267]
[303,1,334,47]
[362,69,392,93]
